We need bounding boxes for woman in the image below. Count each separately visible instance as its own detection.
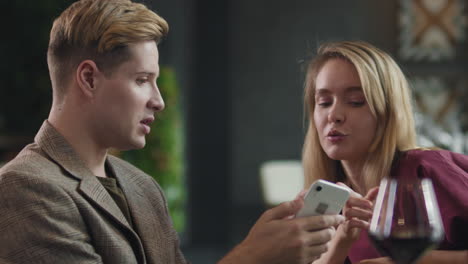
[302,41,468,264]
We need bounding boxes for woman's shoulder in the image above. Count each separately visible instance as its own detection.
[402,148,466,165]
[398,148,468,178]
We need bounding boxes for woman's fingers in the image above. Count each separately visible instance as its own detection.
[365,187,379,202]
[344,218,370,230]
[344,206,373,221]
[343,218,369,234]
[346,196,373,210]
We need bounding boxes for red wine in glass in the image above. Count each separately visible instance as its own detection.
[368,177,444,264]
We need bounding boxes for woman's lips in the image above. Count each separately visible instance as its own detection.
[326,135,347,143]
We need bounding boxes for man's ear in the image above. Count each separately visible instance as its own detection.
[76,60,101,98]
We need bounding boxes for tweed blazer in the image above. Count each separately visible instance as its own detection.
[0,121,187,264]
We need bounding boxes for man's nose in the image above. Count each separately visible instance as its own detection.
[147,85,165,112]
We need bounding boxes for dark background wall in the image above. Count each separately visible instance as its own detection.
[228,0,397,207]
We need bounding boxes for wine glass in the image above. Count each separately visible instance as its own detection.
[368,177,444,264]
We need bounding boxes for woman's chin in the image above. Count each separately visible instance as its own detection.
[324,149,349,161]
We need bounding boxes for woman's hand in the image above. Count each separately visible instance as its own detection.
[335,183,379,243]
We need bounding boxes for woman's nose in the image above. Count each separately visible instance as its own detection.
[328,103,345,124]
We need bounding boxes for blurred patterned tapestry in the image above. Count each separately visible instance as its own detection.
[399,0,468,154]
[411,77,468,153]
[399,0,467,61]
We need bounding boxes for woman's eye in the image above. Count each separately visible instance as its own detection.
[350,101,365,107]
[317,101,331,107]
[315,96,331,107]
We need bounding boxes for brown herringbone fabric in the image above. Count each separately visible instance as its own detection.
[0,121,187,264]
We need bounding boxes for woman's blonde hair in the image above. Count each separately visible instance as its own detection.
[302,41,417,193]
[47,0,169,100]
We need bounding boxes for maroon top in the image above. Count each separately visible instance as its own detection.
[347,149,468,263]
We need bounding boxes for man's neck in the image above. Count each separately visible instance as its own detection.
[48,106,109,178]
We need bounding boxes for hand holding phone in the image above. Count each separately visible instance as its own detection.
[296,179,350,218]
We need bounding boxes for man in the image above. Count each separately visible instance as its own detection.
[0,0,343,263]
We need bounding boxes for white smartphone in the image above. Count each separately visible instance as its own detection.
[296,179,350,218]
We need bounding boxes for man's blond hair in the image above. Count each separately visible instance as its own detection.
[47,0,169,101]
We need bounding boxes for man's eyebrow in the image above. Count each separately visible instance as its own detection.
[135,71,155,75]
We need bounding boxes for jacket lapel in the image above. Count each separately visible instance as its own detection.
[79,174,148,264]
[108,156,169,262]
[107,158,156,227]
[34,122,143,247]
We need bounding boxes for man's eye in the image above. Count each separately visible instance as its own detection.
[136,78,148,85]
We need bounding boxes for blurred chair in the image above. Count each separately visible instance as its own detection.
[260,160,304,207]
